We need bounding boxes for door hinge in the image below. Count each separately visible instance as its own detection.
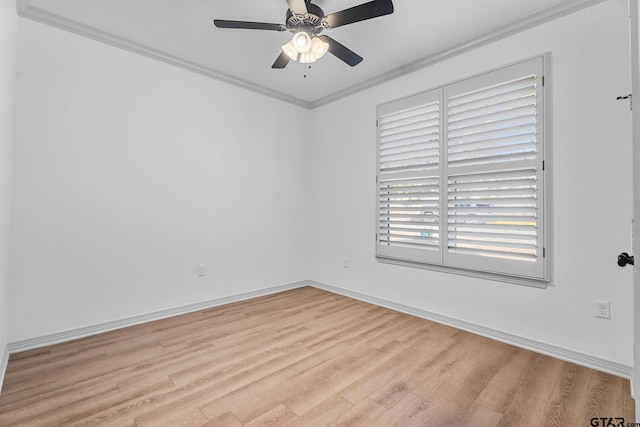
[543,247,546,258]
[542,76,545,86]
[617,93,633,111]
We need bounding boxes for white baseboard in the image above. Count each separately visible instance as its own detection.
[308,281,634,379]
[0,342,8,394]
[6,279,633,380]
[7,280,308,354]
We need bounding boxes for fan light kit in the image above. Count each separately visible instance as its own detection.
[214,0,394,68]
[282,31,328,63]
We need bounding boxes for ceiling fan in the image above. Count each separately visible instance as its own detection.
[213,0,394,69]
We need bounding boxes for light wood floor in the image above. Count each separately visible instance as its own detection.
[0,287,634,426]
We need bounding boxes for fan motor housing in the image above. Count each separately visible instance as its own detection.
[286,3,325,32]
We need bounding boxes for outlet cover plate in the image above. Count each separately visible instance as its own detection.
[198,264,206,277]
[595,300,611,319]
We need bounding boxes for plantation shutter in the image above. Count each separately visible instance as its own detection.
[377,89,443,263]
[444,57,545,279]
[376,56,547,283]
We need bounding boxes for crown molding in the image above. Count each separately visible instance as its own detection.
[16,0,312,109]
[17,0,608,109]
[309,0,608,108]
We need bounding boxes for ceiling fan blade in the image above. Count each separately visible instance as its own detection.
[320,36,363,67]
[213,20,286,31]
[272,51,291,69]
[324,0,394,28]
[287,0,308,15]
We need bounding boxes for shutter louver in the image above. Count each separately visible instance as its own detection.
[378,98,441,257]
[379,177,439,251]
[379,103,440,174]
[448,76,537,168]
[446,72,542,272]
[447,169,538,262]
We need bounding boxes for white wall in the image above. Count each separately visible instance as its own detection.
[309,0,634,366]
[0,0,19,386]
[9,19,310,341]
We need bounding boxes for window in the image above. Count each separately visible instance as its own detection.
[377,56,548,284]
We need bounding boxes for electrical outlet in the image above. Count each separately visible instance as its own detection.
[197,264,206,277]
[595,300,611,319]
[344,258,350,268]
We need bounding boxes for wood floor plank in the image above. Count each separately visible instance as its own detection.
[542,363,604,427]
[368,392,432,426]
[307,309,400,352]
[202,411,243,427]
[285,340,409,417]
[345,336,458,408]
[496,354,569,426]
[415,333,517,408]
[166,343,285,387]
[460,404,504,427]
[118,346,319,426]
[198,343,353,423]
[282,395,354,427]
[0,286,634,426]
[243,404,298,427]
[135,405,210,427]
[327,398,388,426]
[473,343,540,412]
[82,378,176,427]
[361,315,433,350]
[1,380,121,427]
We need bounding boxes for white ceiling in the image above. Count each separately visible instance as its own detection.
[18,0,605,108]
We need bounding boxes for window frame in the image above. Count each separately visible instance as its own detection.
[375,54,550,287]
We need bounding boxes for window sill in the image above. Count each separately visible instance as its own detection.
[376,255,550,289]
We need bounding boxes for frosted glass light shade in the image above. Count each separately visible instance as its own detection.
[292,32,312,53]
[299,51,317,64]
[311,37,329,59]
[281,40,299,61]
